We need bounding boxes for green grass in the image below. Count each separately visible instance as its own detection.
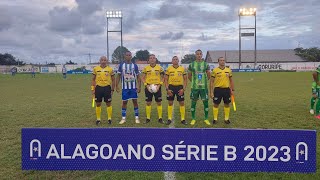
[0,72,319,179]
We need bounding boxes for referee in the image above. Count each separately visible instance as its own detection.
[91,56,115,126]
[164,56,187,125]
[209,57,235,124]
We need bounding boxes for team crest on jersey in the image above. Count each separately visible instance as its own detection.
[226,73,229,77]
[105,72,109,76]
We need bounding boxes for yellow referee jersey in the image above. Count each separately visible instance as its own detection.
[211,67,232,88]
[142,64,164,84]
[93,66,114,87]
[165,65,186,86]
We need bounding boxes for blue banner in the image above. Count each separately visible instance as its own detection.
[232,69,261,72]
[22,128,316,172]
[67,70,92,74]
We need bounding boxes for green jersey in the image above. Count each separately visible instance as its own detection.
[188,60,209,89]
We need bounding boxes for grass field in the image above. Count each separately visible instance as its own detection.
[0,72,319,179]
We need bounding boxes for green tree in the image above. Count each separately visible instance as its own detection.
[135,50,150,61]
[112,46,129,64]
[294,47,320,62]
[0,53,25,65]
[181,54,196,64]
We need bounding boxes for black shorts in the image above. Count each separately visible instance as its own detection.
[145,86,162,102]
[167,85,184,101]
[95,85,112,103]
[213,87,231,104]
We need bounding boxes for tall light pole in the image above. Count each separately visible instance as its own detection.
[106,10,123,63]
[239,8,257,69]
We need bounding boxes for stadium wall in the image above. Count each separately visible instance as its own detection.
[1,62,320,74]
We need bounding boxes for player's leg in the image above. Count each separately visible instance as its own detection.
[166,85,175,125]
[145,87,152,123]
[105,86,112,124]
[190,89,199,125]
[310,85,317,114]
[213,87,223,124]
[315,88,320,118]
[95,86,103,125]
[223,88,232,124]
[177,87,187,125]
[201,89,210,125]
[132,98,140,123]
[119,100,128,124]
[155,86,163,124]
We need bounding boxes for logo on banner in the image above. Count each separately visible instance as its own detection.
[30,139,41,160]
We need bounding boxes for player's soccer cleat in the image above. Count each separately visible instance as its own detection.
[158,118,164,124]
[181,120,187,125]
[212,120,217,124]
[96,120,101,126]
[119,119,126,124]
[310,109,315,115]
[135,117,140,124]
[225,120,231,124]
[204,120,211,125]
[166,120,172,125]
[108,120,112,124]
[315,115,320,119]
[190,120,196,125]
[144,119,151,124]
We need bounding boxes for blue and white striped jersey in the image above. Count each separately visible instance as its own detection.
[118,62,140,90]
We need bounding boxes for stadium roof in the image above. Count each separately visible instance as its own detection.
[205,49,306,63]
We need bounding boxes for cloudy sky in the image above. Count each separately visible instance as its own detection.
[0,0,319,64]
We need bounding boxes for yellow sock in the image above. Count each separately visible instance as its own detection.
[96,106,101,120]
[224,107,230,121]
[146,105,151,119]
[180,106,185,121]
[168,105,173,120]
[213,107,219,121]
[157,105,163,119]
[107,106,112,120]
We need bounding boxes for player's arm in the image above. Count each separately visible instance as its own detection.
[206,64,210,80]
[164,74,169,90]
[313,72,318,82]
[209,69,215,98]
[229,76,234,95]
[135,65,141,93]
[160,67,164,86]
[141,69,146,85]
[91,74,96,95]
[115,74,121,92]
[116,65,122,93]
[229,70,234,92]
[137,73,141,93]
[183,74,187,91]
[206,70,211,80]
[187,64,192,81]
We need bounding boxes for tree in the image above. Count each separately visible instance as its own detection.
[66,60,76,65]
[294,47,320,62]
[181,54,196,64]
[0,53,25,65]
[135,50,150,61]
[112,46,129,64]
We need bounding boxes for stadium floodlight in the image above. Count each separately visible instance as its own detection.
[106,10,123,63]
[106,10,122,18]
[239,8,256,16]
[239,7,257,69]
